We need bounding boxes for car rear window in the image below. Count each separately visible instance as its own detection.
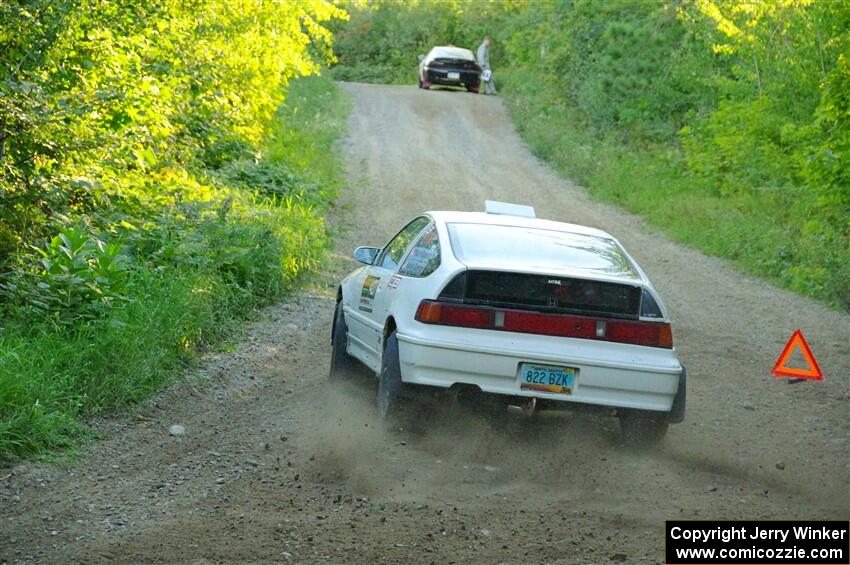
[430,47,474,60]
[446,223,639,280]
[439,270,641,319]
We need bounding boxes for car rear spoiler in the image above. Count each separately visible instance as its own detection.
[484,200,536,219]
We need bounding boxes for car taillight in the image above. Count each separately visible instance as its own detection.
[414,300,673,348]
[440,304,492,328]
[606,319,673,348]
[414,300,442,323]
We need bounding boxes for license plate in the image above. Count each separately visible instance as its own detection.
[518,363,576,395]
[447,72,460,80]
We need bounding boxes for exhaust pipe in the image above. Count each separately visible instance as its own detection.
[520,397,537,417]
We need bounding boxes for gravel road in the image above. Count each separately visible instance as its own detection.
[2,83,848,564]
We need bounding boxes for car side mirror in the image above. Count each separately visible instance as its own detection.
[418,54,425,63]
[353,246,380,265]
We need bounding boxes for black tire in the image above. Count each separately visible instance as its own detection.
[329,301,356,380]
[618,409,669,446]
[377,332,406,420]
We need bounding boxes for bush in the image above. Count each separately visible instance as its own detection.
[2,223,130,325]
[0,73,349,461]
[0,0,347,264]
[0,0,350,461]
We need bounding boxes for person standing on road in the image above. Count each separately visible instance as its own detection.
[476,36,496,95]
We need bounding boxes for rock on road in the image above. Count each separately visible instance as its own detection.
[1,83,848,564]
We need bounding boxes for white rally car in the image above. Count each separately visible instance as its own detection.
[330,202,686,442]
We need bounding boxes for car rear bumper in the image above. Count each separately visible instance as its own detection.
[396,332,683,413]
[424,69,480,86]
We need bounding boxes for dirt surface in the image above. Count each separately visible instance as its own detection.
[2,83,848,564]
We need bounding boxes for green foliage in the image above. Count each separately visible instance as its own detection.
[333,0,850,308]
[0,74,349,461]
[0,0,346,258]
[0,0,350,461]
[2,223,130,324]
[0,273,215,456]
[680,97,796,195]
[329,0,508,84]
[803,53,850,223]
[267,74,350,196]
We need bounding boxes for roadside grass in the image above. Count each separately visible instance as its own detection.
[270,74,351,193]
[500,69,849,307]
[0,75,350,462]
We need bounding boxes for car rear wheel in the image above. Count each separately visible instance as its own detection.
[377,331,407,421]
[618,409,669,446]
[329,301,356,380]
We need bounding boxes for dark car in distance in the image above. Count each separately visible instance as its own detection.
[418,46,481,93]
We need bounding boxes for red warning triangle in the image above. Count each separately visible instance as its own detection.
[771,329,823,380]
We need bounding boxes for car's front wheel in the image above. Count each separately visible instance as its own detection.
[329,301,357,380]
[618,409,669,446]
[377,331,407,421]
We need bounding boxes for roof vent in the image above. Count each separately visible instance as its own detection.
[484,200,536,219]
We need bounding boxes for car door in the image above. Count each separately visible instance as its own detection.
[347,217,431,371]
